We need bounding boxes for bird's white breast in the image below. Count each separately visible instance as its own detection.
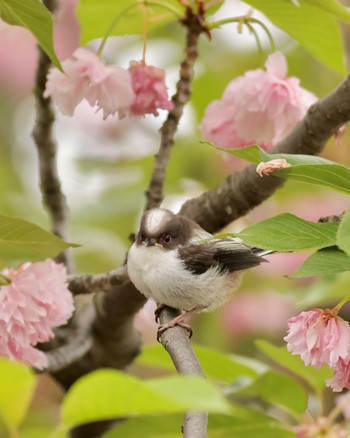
[127,243,242,311]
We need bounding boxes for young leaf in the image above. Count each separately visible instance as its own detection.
[244,0,346,74]
[0,0,62,70]
[238,213,338,251]
[255,340,331,394]
[137,343,260,383]
[337,208,350,256]
[78,0,183,44]
[0,213,80,264]
[214,144,350,195]
[0,359,37,433]
[62,370,229,428]
[290,247,350,278]
[105,413,294,438]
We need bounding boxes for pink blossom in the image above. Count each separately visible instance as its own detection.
[54,0,80,61]
[327,358,350,392]
[200,52,317,149]
[0,260,74,369]
[284,309,350,369]
[44,48,135,119]
[129,60,173,116]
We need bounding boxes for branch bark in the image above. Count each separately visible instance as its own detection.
[145,7,206,210]
[180,76,350,232]
[32,0,73,272]
[158,307,208,438]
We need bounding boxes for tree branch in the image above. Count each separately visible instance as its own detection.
[68,266,128,295]
[32,0,73,272]
[158,307,208,438]
[180,75,350,232]
[145,7,207,210]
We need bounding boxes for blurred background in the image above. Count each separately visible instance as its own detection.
[0,0,350,435]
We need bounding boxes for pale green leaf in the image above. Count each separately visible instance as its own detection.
[78,0,183,44]
[337,208,350,256]
[306,0,350,23]
[0,0,62,70]
[62,370,229,428]
[215,144,350,195]
[238,213,338,251]
[291,247,350,278]
[137,343,260,383]
[256,340,331,394]
[0,359,36,432]
[244,0,346,74]
[0,213,80,264]
[105,413,294,438]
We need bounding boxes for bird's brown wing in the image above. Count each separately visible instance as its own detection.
[178,239,266,275]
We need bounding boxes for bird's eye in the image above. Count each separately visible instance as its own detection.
[163,234,172,244]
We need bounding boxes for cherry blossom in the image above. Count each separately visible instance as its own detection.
[327,358,350,392]
[44,47,135,119]
[284,309,350,369]
[129,60,173,116]
[0,260,74,369]
[200,52,317,149]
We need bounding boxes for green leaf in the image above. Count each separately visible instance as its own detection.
[0,0,62,70]
[61,369,229,428]
[337,208,350,256]
[105,413,294,438]
[256,340,331,394]
[0,213,80,264]
[291,247,350,278]
[245,371,307,418]
[244,0,346,74]
[0,359,36,433]
[216,144,350,195]
[78,0,183,44]
[238,213,337,251]
[137,344,260,383]
[306,0,350,23]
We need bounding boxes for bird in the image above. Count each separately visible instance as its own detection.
[127,208,270,339]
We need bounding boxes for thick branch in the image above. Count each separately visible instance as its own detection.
[145,8,206,209]
[158,307,208,438]
[180,76,350,233]
[32,0,73,272]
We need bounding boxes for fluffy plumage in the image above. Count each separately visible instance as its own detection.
[127,208,267,314]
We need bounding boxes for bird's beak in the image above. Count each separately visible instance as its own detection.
[144,237,156,247]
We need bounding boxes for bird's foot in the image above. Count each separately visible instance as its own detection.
[157,319,192,342]
[154,304,167,323]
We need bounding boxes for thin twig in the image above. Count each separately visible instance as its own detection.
[32,0,73,272]
[68,266,128,295]
[158,307,208,438]
[180,76,350,232]
[145,6,207,209]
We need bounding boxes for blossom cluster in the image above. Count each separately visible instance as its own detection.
[285,308,350,391]
[44,48,173,119]
[0,260,74,369]
[200,52,317,151]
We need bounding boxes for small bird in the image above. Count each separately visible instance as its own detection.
[127,208,270,338]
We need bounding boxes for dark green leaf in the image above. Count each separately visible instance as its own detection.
[256,340,331,394]
[244,0,346,74]
[215,144,350,195]
[245,371,307,417]
[0,0,62,70]
[0,359,36,432]
[0,213,80,264]
[337,208,350,256]
[238,213,337,251]
[291,247,350,278]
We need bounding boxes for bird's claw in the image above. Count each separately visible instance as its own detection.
[154,304,167,323]
[157,321,193,342]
